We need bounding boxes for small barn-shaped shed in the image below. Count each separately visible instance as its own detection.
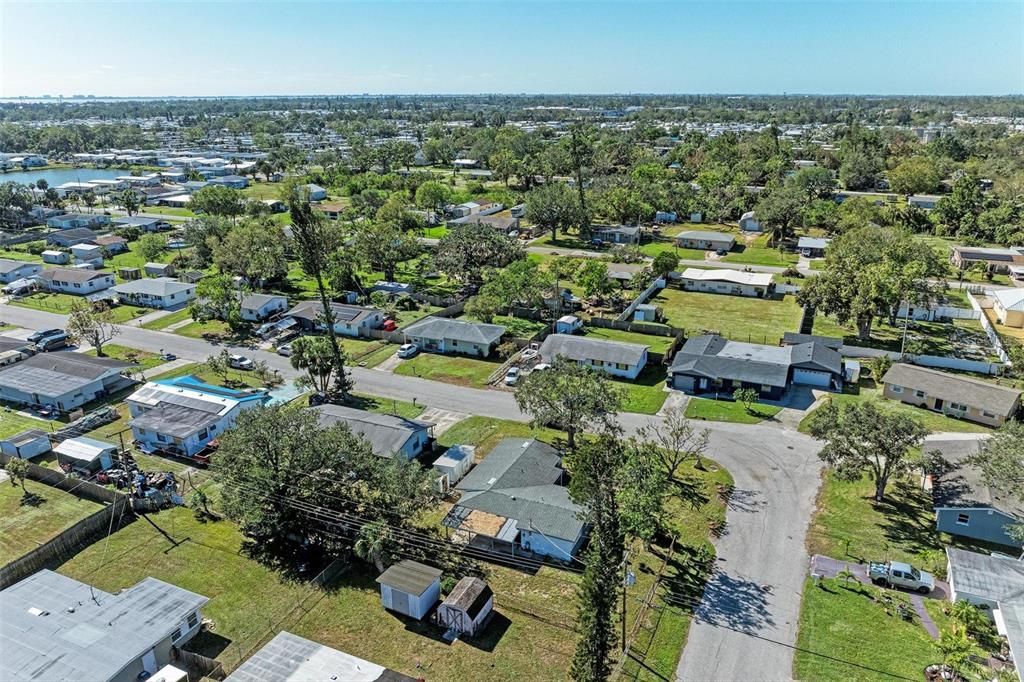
[435,577,494,637]
[376,560,442,621]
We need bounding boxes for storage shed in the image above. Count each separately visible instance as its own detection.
[0,429,51,460]
[436,577,494,637]
[555,315,583,334]
[53,436,117,473]
[433,444,474,489]
[376,560,442,621]
[145,262,175,278]
[633,304,658,322]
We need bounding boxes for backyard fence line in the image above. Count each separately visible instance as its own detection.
[967,290,1011,365]
[616,277,666,323]
[171,649,224,681]
[0,452,126,505]
[588,316,681,338]
[839,344,1006,376]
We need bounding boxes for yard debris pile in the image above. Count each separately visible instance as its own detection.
[97,456,183,507]
[51,406,118,439]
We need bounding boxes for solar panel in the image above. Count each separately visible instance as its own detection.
[331,305,362,322]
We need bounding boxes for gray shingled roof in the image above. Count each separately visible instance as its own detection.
[403,316,505,345]
[928,439,1024,519]
[0,259,39,275]
[0,353,133,396]
[456,438,585,542]
[946,548,1024,602]
[0,570,208,682]
[241,293,286,310]
[376,560,442,596]
[0,335,33,353]
[310,404,434,458]
[539,333,648,366]
[225,631,414,682]
[39,267,112,284]
[286,300,380,325]
[675,230,736,244]
[442,577,493,620]
[882,364,1023,417]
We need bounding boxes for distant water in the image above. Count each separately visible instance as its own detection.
[0,167,135,187]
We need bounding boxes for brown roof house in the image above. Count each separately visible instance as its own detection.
[881,363,1022,427]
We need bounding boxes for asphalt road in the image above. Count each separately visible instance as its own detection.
[1,302,822,681]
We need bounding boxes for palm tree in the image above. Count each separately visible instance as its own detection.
[354,520,393,572]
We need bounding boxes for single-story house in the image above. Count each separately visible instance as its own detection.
[70,243,105,266]
[144,262,175,278]
[112,216,170,232]
[376,560,442,621]
[0,336,34,367]
[224,631,416,682]
[881,363,1023,427]
[677,268,774,298]
[538,333,649,380]
[210,174,249,189]
[182,180,210,193]
[285,300,384,338]
[0,429,52,460]
[140,185,182,205]
[797,236,831,258]
[448,213,519,233]
[992,289,1024,328]
[591,224,641,245]
[435,577,494,637]
[950,245,1024,274]
[46,227,98,247]
[304,183,328,201]
[53,436,118,474]
[448,438,587,561]
[92,234,129,253]
[46,213,110,229]
[739,211,761,232]
[668,334,844,398]
[40,250,69,265]
[945,547,1024,675]
[259,199,286,213]
[240,293,288,321]
[37,267,115,294]
[0,259,42,284]
[908,194,942,210]
[126,375,270,457]
[674,230,736,251]
[402,317,505,357]
[0,570,208,682]
[927,438,1023,548]
[112,277,195,309]
[0,352,135,412]
[309,404,435,460]
[316,201,347,220]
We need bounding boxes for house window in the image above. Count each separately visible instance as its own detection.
[914,390,926,398]
[890,385,903,394]
[761,385,772,392]
[156,434,167,443]
[451,339,458,346]
[137,428,147,436]
[617,363,628,370]
[74,283,81,288]
[949,402,967,411]
[956,513,970,526]
[982,411,996,419]
[171,627,183,643]
[187,611,199,628]
[198,428,209,440]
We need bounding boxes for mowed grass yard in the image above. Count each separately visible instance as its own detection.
[812,315,996,358]
[0,479,104,566]
[685,397,783,424]
[85,343,164,371]
[392,352,502,388]
[0,408,55,439]
[10,293,151,323]
[651,287,803,343]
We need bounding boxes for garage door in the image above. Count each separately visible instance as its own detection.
[793,368,830,387]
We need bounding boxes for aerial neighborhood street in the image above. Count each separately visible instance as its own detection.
[2,3,1024,682]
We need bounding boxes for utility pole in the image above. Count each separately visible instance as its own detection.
[621,549,635,652]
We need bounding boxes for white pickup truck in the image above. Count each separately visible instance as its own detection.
[868,561,935,594]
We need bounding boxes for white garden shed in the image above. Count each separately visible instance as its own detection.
[433,445,474,489]
[376,560,442,621]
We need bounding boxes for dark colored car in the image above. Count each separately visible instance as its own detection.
[27,328,64,344]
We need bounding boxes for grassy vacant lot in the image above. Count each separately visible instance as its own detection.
[652,287,803,343]
[797,381,992,435]
[0,479,103,566]
[107,241,178,272]
[806,472,1013,570]
[685,397,784,424]
[794,577,953,682]
[9,293,150,323]
[392,352,502,388]
[85,343,163,370]
[0,248,43,262]
[812,315,995,358]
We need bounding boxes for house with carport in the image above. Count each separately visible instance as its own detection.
[402,316,505,357]
[240,293,288,321]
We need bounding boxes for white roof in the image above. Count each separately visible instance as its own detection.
[680,268,773,287]
[993,288,1024,312]
[113,277,193,297]
[53,436,116,462]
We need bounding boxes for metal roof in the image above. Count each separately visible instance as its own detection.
[113,277,193,297]
[539,333,648,367]
[882,364,1022,417]
[0,570,208,682]
[53,436,116,462]
[225,631,414,682]
[993,288,1024,312]
[0,353,134,398]
[675,230,736,244]
[309,405,434,458]
[376,560,442,596]
[403,316,505,345]
[797,237,831,249]
[679,268,773,287]
[2,429,49,448]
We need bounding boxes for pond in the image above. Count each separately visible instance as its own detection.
[0,167,140,187]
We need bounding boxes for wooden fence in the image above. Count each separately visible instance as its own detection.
[588,316,681,338]
[0,453,126,505]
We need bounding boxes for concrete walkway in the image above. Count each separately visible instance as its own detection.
[126,308,175,328]
[374,352,403,373]
[417,407,469,437]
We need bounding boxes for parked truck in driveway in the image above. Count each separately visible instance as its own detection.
[868,561,935,594]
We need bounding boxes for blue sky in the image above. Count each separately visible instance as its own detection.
[1,1,1021,97]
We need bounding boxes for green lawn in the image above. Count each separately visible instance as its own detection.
[614,366,670,415]
[460,313,547,339]
[0,408,54,439]
[721,234,798,267]
[795,577,955,682]
[8,293,150,323]
[141,307,194,330]
[581,325,676,353]
[0,249,43,262]
[797,381,992,434]
[438,415,564,453]
[348,393,423,420]
[0,479,104,566]
[684,397,784,424]
[147,362,274,390]
[422,225,449,239]
[85,343,163,370]
[651,287,803,344]
[107,241,178,272]
[392,353,502,388]
[811,315,995,358]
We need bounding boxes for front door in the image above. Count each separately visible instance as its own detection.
[141,648,157,674]
[934,398,944,411]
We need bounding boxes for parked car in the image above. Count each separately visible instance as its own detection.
[276,343,293,357]
[35,332,69,352]
[590,239,605,249]
[715,248,729,256]
[868,561,935,594]
[159,351,177,361]
[532,363,552,372]
[381,319,398,332]
[396,343,419,359]
[505,367,521,386]
[228,354,254,370]
[28,328,64,344]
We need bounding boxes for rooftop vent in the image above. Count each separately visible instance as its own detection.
[27,607,49,617]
